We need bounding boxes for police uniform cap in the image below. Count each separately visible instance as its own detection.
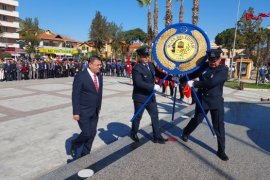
[136,45,151,57]
[206,48,223,61]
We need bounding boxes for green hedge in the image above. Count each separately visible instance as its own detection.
[225,81,270,89]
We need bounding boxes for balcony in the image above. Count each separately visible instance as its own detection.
[0,21,19,28]
[0,9,19,18]
[0,0,18,7]
[0,42,19,48]
[0,32,19,39]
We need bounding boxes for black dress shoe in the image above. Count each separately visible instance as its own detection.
[181,133,188,142]
[130,133,139,142]
[216,151,229,161]
[153,135,168,144]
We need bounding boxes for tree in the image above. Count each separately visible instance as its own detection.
[178,0,184,23]
[124,28,147,44]
[89,11,109,54]
[18,17,41,58]
[237,7,262,58]
[255,27,268,66]
[192,0,199,25]
[107,22,125,59]
[123,28,147,55]
[137,0,153,45]
[165,0,173,27]
[0,52,12,59]
[153,0,158,39]
[215,28,244,58]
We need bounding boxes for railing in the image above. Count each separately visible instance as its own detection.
[0,0,19,7]
[0,9,19,17]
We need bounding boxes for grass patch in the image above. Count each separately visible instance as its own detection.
[225,81,270,89]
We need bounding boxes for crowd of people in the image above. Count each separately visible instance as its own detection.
[259,66,270,83]
[0,58,131,82]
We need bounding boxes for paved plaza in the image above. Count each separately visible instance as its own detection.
[0,77,270,180]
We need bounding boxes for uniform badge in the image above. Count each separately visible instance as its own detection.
[152,23,210,75]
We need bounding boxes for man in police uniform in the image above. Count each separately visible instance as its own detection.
[130,45,170,144]
[181,48,229,161]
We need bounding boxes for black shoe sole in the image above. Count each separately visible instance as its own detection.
[181,135,188,142]
[130,134,139,142]
[216,153,229,161]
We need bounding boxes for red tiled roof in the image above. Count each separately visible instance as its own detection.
[38,32,81,43]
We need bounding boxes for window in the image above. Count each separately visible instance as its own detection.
[43,41,50,46]
[0,26,8,32]
[1,4,7,10]
[0,15,8,21]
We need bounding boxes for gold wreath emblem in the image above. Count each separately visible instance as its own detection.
[154,29,207,72]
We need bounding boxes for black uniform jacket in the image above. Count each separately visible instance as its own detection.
[132,62,170,103]
[187,62,228,109]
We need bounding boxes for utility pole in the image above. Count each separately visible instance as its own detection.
[230,0,241,79]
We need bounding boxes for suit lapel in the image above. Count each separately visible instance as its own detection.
[97,73,102,93]
[141,63,152,76]
[84,70,96,92]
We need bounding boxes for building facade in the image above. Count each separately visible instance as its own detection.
[0,0,19,49]
[38,30,80,60]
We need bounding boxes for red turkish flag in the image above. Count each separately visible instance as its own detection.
[126,56,131,75]
[245,13,255,20]
[183,83,191,98]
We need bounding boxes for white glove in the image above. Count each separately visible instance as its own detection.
[154,84,160,91]
[174,83,178,88]
[172,76,179,82]
[187,80,194,87]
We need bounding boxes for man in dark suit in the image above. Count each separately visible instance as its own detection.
[71,56,103,158]
[130,45,170,144]
[181,48,229,161]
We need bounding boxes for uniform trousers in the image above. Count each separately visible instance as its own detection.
[131,99,161,138]
[183,104,225,153]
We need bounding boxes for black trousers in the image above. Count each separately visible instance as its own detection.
[73,113,99,157]
[183,104,225,153]
[131,99,161,138]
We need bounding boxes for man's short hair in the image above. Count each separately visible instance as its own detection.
[88,56,101,63]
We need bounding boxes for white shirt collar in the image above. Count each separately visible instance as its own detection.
[87,68,99,85]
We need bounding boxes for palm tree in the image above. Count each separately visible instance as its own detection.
[153,0,158,38]
[179,0,184,23]
[165,0,173,27]
[192,0,199,25]
[137,0,153,45]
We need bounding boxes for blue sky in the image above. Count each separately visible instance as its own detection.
[18,0,270,42]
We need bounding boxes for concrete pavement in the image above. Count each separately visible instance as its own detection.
[0,76,269,179]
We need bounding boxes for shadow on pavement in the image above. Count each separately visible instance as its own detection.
[98,122,131,144]
[65,133,79,156]
[224,102,270,153]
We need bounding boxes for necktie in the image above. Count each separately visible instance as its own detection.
[145,63,150,71]
[93,74,99,92]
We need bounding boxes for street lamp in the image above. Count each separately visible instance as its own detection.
[238,53,245,81]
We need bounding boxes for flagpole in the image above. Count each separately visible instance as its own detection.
[230,0,241,79]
